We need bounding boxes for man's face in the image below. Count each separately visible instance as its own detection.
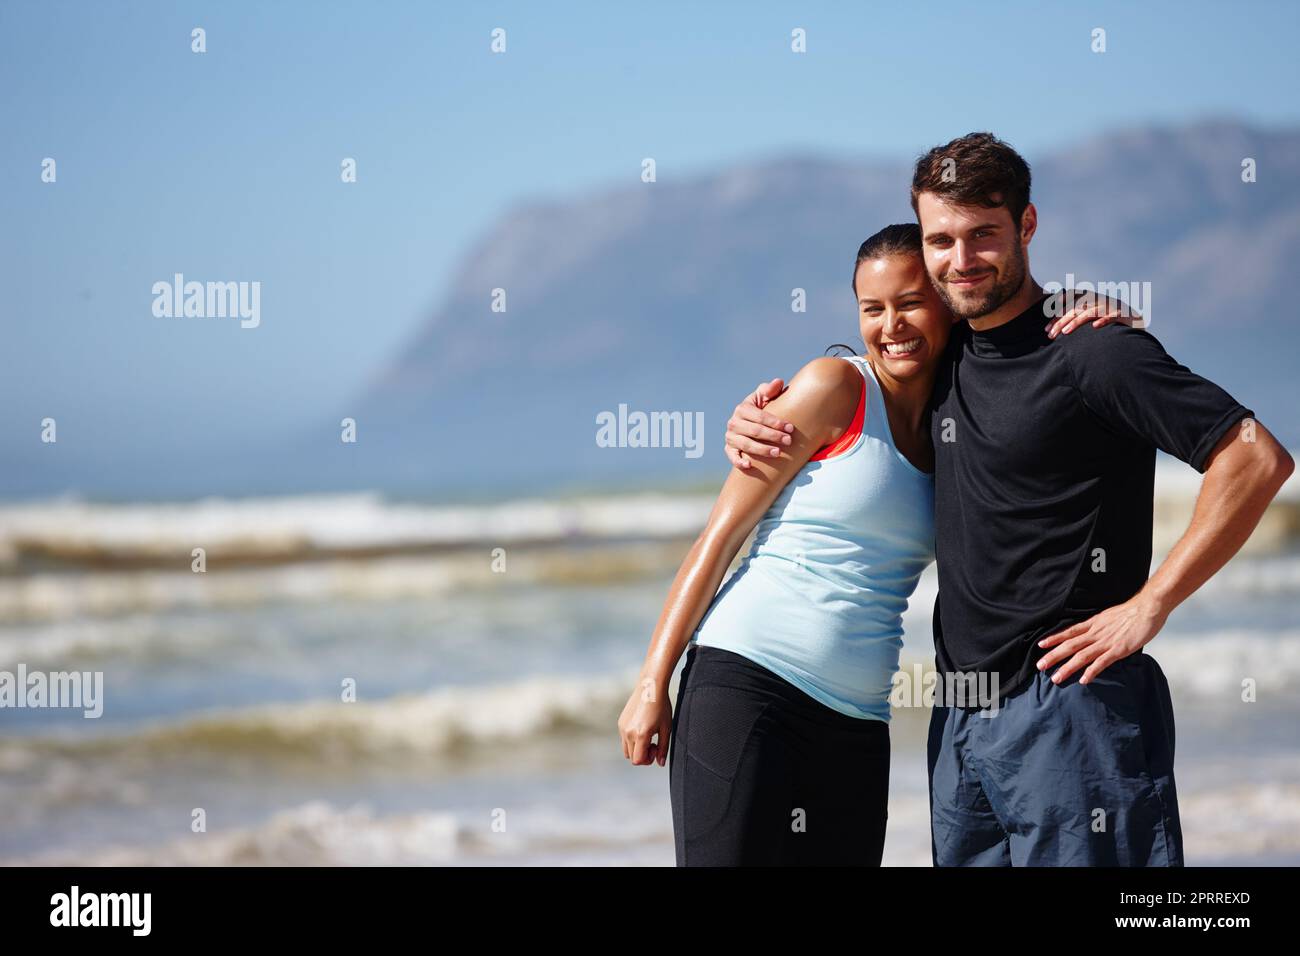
[916,192,1033,321]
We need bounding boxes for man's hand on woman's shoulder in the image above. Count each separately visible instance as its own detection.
[724,357,858,469]
[1044,290,1143,339]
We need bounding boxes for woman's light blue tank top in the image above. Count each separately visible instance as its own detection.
[690,355,936,722]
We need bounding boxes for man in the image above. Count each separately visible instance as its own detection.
[724,132,1294,866]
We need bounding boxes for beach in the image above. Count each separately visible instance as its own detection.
[2,462,1298,866]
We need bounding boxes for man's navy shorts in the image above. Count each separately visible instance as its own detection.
[927,651,1184,866]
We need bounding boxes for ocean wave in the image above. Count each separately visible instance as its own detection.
[2,470,1295,575]
[2,790,679,866]
[4,802,467,866]
[1194,553,1300,596]
[0,543,689,626]
[0,558,470,625]
[8,779,1299,866]
[4,629,1296,780]
[0,491,714,572]
[0,669,643,767]
[1145,630,1300,700]
[5,544,1296,632]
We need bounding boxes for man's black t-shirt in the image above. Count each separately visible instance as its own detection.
[929,293,1253,700]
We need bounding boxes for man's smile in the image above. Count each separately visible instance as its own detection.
[947,272,993,289]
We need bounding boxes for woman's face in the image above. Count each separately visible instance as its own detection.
[854,252,952,382]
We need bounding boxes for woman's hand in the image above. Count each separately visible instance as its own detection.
[618,676,674,767]
[1044,291,1143,339]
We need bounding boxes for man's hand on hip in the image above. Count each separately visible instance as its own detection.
[1035,594,1170,685]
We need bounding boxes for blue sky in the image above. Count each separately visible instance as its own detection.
[3,0,1299,458]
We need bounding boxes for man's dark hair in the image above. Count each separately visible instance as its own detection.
[910,132,1032,228]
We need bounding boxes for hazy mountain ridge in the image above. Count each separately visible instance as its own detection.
[9,120,1298,500]
[348,119,1300,494]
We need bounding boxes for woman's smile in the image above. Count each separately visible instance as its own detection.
[882,336,924,357]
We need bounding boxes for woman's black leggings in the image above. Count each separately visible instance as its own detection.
[668,643,889,866]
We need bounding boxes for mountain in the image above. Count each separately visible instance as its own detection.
[9,120,1296,501]
[335,119,1299,496]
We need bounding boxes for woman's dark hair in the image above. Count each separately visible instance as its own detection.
[832,223,925,358]
[850,222,922,298]
[823,342,859,357]
[831,223,924,357]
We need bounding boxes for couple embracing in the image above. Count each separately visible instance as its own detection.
[618,133,1293,866]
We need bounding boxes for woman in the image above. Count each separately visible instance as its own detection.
[617,223,1125,866]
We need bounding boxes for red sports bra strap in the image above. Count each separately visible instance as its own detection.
[808,357,867,462]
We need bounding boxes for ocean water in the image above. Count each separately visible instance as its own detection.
[1,488,1298,866]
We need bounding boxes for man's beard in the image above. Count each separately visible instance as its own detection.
[932,244,1027,320]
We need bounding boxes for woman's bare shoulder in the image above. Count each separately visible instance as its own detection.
[771,356,862,428]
